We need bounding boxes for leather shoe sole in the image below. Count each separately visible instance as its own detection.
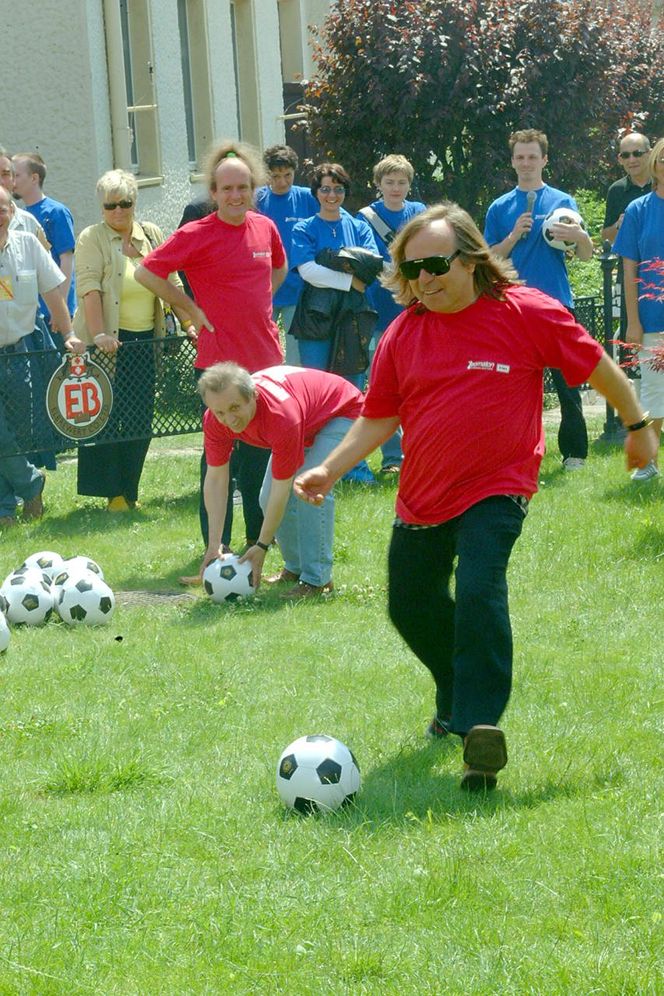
[461,725,507,792]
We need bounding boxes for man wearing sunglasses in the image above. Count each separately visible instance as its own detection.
[602,132,652,246]
[294,203,656,791]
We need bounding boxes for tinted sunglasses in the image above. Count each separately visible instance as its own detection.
[318,185,346,196]
[399,250,460,280]
[103,199,134,210]
[618,150,646,160]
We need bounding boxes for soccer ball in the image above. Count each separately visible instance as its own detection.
[56,573,115,626]
[0,571,54,626]
[203,555,255,603]
[21,550,65,580]
[542,207,586,251]
[0,612,9,651]
[55,556,104,583]
[276,734,361,814]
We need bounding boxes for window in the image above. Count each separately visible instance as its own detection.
[177,0,214,168]
[229,0,259,144]
[104,0,161,179]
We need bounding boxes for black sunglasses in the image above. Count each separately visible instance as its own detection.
[399,250,460,280]
[103,199,134,210]
[618,150,647,160]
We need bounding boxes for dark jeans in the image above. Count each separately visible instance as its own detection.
[77,331,155,502]
[388,495,525,736]
[548,368,588,460]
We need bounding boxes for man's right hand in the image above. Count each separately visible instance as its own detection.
[512,211,534,241]
[186,304,214,334]
[294,465,335,505]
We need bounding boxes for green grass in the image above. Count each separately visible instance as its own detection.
[0,426,662,994]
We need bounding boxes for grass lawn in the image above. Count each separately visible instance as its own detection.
[0,421,661,994]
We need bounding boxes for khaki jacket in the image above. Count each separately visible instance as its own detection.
[72,219,182,344]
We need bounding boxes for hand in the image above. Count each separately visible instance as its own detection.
[549,221,586,245]
[625,425,658,470]
[351,275,367,293]
[93,334,121,354]
[294,465,335,505]
[238,544,266,590]
[64,335,85,353]
[512,211,534,240]
[186,304,214,334]
[199,545,222,581]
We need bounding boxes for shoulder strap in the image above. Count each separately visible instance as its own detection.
[358,205,396,246]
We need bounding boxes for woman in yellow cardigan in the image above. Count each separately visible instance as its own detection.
[73,170,191,510]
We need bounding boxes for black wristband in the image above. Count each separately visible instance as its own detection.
[255,541,270,552]
[625,412,652,432]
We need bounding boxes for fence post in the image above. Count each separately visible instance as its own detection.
[598,240,625,444]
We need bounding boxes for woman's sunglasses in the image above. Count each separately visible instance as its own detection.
[103,199,134,210]
[399,250,460,280]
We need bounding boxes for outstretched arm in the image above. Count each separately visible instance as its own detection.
[294,416,400,504]
[587,353,657,469]
[135,265,213,334]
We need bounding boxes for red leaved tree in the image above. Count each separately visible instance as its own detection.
[303,0,664,213]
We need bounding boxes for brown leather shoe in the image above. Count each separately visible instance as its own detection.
[264,568,300,585]
[461,725,507,792]
[178,574,202,587]
[280,580,334,601]
[22,473,45,520]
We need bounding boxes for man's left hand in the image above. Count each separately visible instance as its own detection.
[238,545,267,590]
[550,221,587,245]
[625,425,658,470]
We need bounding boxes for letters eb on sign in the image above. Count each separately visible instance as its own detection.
[46,353,114,440]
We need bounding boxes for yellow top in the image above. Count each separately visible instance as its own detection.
[118,254,156,331]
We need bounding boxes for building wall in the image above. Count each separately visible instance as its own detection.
[2,0,330,237]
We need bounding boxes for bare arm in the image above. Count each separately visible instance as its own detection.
[41,286,84,352]
[201,463,231,575]
[601,214,623,245]
[135,264,213,332]
[587,353,657,469]
[58,251,74,304]
[294,416,400,504]
[272,262,288,296]
[621,257,644,344]
[239,475,294,588]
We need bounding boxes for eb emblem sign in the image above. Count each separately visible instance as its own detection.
[46,352,113,440]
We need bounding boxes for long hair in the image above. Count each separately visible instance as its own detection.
[649,137,664,192]
[382,202,519,306]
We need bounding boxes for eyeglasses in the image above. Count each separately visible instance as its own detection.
[318,185,346,196]
[103,199,133,210]
[399,250,461,280]
[618,150,647,160]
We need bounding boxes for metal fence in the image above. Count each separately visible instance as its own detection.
[0,295,607,459]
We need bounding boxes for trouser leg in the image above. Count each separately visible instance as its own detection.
[236,441,270,546]
[549,367,588,460]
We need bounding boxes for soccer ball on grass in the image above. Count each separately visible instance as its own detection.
[276,734,361,814]
[203,555,255,603]
[56,573,115,626]
[0,570,54,626]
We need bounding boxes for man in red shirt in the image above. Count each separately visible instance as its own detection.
[295,202,656,790]
[135,142,289,567]
[198,362,363,598]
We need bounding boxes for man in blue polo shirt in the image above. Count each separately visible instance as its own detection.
[484,129,594,470]
[12,153,76,333]
[255,145,317,365]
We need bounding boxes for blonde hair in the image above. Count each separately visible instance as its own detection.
[197,362,255,401]
[96,169,138,204]
[648,137,664,191]
[382,202,518,306]
[205,139,267,192]
[373,154,415,186]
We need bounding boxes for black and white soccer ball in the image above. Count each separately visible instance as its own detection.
[203,554,255,603]
[21,550,65,580]
[0,570,54,626]
[542,207,586,251]
[54,556,104,586]
[56,573,115,626]
[0,611,9,651]
[276,734,361,814]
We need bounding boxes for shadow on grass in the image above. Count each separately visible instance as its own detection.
[350,741,605,825]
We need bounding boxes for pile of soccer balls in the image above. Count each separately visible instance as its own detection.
[0,550,115,648]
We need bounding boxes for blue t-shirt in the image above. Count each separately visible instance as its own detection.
[255,184,318,307]
[290,211,379,270]
[26,195,77,317]
[358,198,426,331]
[484,184,578,309]
[613,192,664,333]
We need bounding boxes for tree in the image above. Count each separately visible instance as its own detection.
[303,0,664,214]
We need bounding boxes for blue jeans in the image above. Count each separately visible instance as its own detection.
[259,417,354,586]
[388,495,526,735]
[0,340,44,518]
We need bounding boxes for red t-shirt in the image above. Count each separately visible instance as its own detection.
[363,285,604,524]
[204,366,363,478]
[142,210,285,371]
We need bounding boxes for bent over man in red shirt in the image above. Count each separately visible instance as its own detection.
[295,202,656,791]
[198,362,363,599]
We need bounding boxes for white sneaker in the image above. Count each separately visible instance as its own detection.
[562,457,586,470]
[631,461,660,482]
